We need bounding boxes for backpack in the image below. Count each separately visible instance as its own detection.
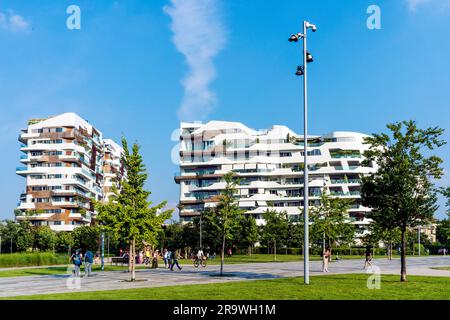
[85,251,93,263]
[73,254,82,266]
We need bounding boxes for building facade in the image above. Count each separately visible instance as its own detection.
[175,121,377,238]
[16,113,123,231]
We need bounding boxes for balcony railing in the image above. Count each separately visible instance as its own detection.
[16,166,27,171]
[331,179,361,184]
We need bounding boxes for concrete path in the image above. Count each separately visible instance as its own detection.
[0,256,448,298]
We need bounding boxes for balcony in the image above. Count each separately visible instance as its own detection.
[16,166,28,174]
[330,179,361,184]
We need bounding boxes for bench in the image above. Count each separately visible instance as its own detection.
[111,257,129,266]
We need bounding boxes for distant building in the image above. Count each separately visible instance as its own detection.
[175,121,378,239]
[16,113,123,231]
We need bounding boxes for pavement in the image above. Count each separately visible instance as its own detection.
[0,256,449,298]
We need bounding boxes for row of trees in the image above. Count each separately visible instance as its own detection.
[0,222,104,254]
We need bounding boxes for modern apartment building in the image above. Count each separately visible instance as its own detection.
[174,121,377,238]
[103,139,124,201]
[16,113,123,231]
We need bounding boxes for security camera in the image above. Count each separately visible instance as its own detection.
[311,25,317,32]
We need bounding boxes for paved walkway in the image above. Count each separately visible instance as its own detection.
[0,256,448,298]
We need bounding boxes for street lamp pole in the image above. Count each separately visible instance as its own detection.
[101,231,105,271]
[302,21,310,285]
[289,20,316,285]
[200,213,203,249]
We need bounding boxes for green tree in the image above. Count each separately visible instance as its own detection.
[209,172,243,276]
[55,232,74,254]
[436,219,450,246]
[72,226,99,252]
[196,208,224,253]
[96,138,172,281]
[34,226,57,252]
[361,120,445,281]
[260,210,289,261]
[0,220,34,252]
[310,193,355,253]
[236,214,259,255]
[364,224,401,260]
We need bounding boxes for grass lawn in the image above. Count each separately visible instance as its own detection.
[0,265,142,278]
[4,274,450,300]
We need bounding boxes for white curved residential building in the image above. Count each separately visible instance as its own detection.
[16,113,123,231]
[175,121,377,238]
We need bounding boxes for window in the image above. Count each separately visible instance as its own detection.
[280,152,292,157]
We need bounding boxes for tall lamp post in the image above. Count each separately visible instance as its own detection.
[289,20,317,285]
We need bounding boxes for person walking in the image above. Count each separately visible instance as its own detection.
[322,246,331,273]
[145,247,151,266]
[84,250,94,277]
[152,250,159,269]
[70,249,83,277]
[163,249,169,268]
[364,246,373,269]
[170,250,182,271]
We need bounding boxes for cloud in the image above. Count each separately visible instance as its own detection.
[164,0,226,121]
[406,0,450,12]
[0,10,30,32]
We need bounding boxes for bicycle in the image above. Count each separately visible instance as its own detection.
[193,256,207,268]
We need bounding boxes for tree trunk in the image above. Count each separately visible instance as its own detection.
[400,227,407,282]
[389,241,392,260]
[274,240,277,262]
[131,239,136,281]
[128,242,132,273]
[220,233,225,276]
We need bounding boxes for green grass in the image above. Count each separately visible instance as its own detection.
[0,252,67,268]
[4,274,450,300]
[0,264,147,278]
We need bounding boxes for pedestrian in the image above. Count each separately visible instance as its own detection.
[145,247,151,265]
[322,246,331,273]
[364,246,373,269]
[152,250,159,269]
[70,249,83,277]
[167,249,173,269]
[227,248,232,257]
[163,248,169,268]
[170,250,182,271]
[84,249,94,277]
[139,251,144,264]
[94,252,100,265]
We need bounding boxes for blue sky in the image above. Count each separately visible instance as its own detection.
[0,0,449,221]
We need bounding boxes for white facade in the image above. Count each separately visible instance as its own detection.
[17,113,122,231]
[175,121,377,238]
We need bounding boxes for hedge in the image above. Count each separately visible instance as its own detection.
[0,252,68,268]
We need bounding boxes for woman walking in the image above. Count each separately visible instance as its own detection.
[322,246,331,273]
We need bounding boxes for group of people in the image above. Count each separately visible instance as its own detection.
[120,247,183,271]
[321,245,374,273]
[69,249,96,277]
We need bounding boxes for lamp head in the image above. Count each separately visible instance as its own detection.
[305,22,317,32]
[288,34,299,42]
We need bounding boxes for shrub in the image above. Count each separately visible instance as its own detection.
[0,252,68,268]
